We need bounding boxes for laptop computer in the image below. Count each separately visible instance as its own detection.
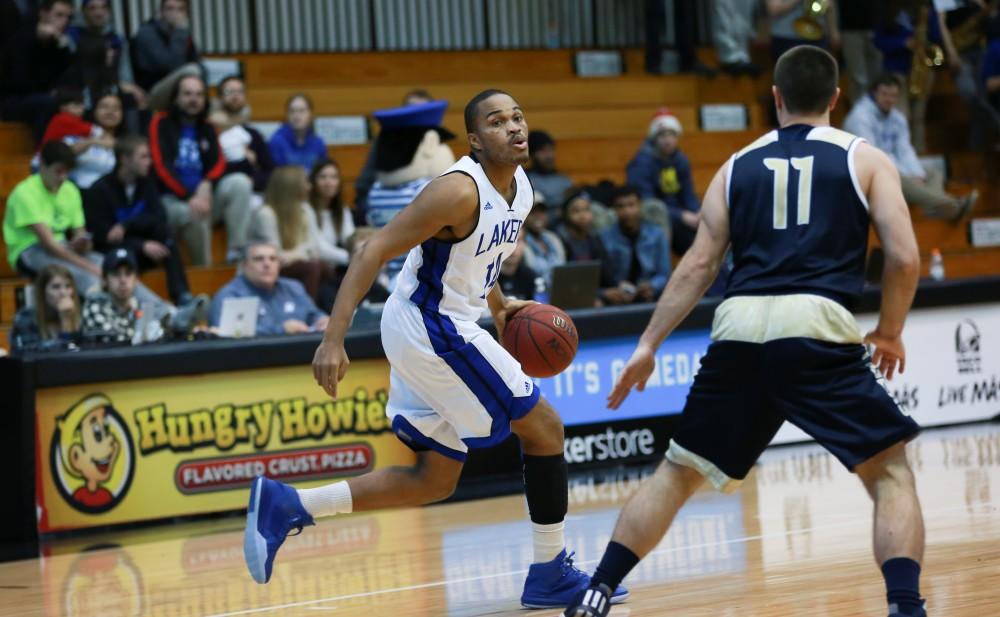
[548,261,601,310]
[218,297,260,338]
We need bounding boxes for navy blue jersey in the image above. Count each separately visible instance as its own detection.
[724,124,870,308]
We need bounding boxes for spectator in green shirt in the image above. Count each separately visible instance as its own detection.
[3,140,173,317]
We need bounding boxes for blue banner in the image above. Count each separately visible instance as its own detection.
[536,329,714,426]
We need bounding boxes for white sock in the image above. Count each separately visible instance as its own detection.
[296,481,353,518]
[532,521,565,563]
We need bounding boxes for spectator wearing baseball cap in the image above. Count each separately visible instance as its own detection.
[525,130,573,224]
[625,108,701,255]
[82,246,208,345]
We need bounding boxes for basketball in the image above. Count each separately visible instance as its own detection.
[502,304,579,378]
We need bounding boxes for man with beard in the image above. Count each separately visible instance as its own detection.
[149,74,253,265]
[209,74,273,193]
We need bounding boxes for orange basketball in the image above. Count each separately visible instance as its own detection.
[502,304,579,378]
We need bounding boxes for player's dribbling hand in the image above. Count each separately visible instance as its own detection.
[495,298,536,341]
[607,343,656,410]
[313,339,350,399]
[864,329,906,381]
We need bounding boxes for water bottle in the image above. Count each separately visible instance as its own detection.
[929,248,945,281]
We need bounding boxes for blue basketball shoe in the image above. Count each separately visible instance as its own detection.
[521,549,629,609]
[244,476,315,584]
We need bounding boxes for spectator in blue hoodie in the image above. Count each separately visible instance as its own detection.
[626,108,700,255]
[268,93,328,171]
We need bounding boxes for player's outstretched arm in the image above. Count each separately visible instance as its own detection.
[312,173,479,398]
[858,142,920,380]
[608,164,731,410]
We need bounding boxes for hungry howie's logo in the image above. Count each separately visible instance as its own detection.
[51,395,136,514]
[955,319,982,374]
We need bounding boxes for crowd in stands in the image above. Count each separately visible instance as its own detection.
[1,0,997,356]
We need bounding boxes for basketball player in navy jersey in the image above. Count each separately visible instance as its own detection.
[565,46,927,617]
[243,90,628,608]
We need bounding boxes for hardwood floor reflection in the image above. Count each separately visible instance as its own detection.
[1,424,998,616]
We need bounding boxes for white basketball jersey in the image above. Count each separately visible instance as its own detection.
[392,155,534,322]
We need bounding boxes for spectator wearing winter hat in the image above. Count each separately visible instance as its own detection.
[625,108,700,255]
[525,130,573,223]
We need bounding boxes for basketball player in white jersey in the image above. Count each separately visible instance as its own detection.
[243,90,628,609]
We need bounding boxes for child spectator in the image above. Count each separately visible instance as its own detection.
[10,263,82,354]
[268,94,327,171]
[70,91,122,188]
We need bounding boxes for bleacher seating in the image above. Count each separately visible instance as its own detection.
[0,48,996,350]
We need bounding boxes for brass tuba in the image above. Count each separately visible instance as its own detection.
[793,0,831,41]
[909,4,945,97]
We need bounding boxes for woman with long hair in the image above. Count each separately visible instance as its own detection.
[308,159,353,266]
[267,94,328,171]
[10,264,83,353]
[72,91,124,188]
[249,166,340,304]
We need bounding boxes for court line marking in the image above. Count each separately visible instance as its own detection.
[204,502,976,617]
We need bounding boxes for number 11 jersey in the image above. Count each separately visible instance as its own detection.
[724,124,870,310]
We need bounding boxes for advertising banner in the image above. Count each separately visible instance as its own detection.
[35,359,415,532]
[534,329,712,426]
[774,303,1000,443]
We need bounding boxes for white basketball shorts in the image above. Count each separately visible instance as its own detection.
[380,294,539,461]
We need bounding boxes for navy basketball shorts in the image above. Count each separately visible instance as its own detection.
[666,338,921,491]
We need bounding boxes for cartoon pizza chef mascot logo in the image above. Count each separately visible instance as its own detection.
[51,394,136,514]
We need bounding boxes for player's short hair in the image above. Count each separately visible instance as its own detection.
[773,46,839,115]
[40,140,76,169]
[611,184,641,207]
[870,73,902,92]
[464,89,512,133]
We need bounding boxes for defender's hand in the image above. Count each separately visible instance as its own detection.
[607,343,656,409]
[864,329,906,381]
[313,338,350,399]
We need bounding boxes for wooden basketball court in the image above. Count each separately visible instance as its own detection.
[1,423,998,616]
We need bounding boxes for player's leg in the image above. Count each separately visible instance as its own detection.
[856,442,926,617]
[245,449,463,585]
[301,449,464,513]
[565,340,779,616]
[508,396,628,607]
[773,338,924,617]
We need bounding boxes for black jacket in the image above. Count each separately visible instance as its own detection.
[149,111,225,199]
[0,25,74,97]
[225,123,274,192]
[84,171,172,255]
